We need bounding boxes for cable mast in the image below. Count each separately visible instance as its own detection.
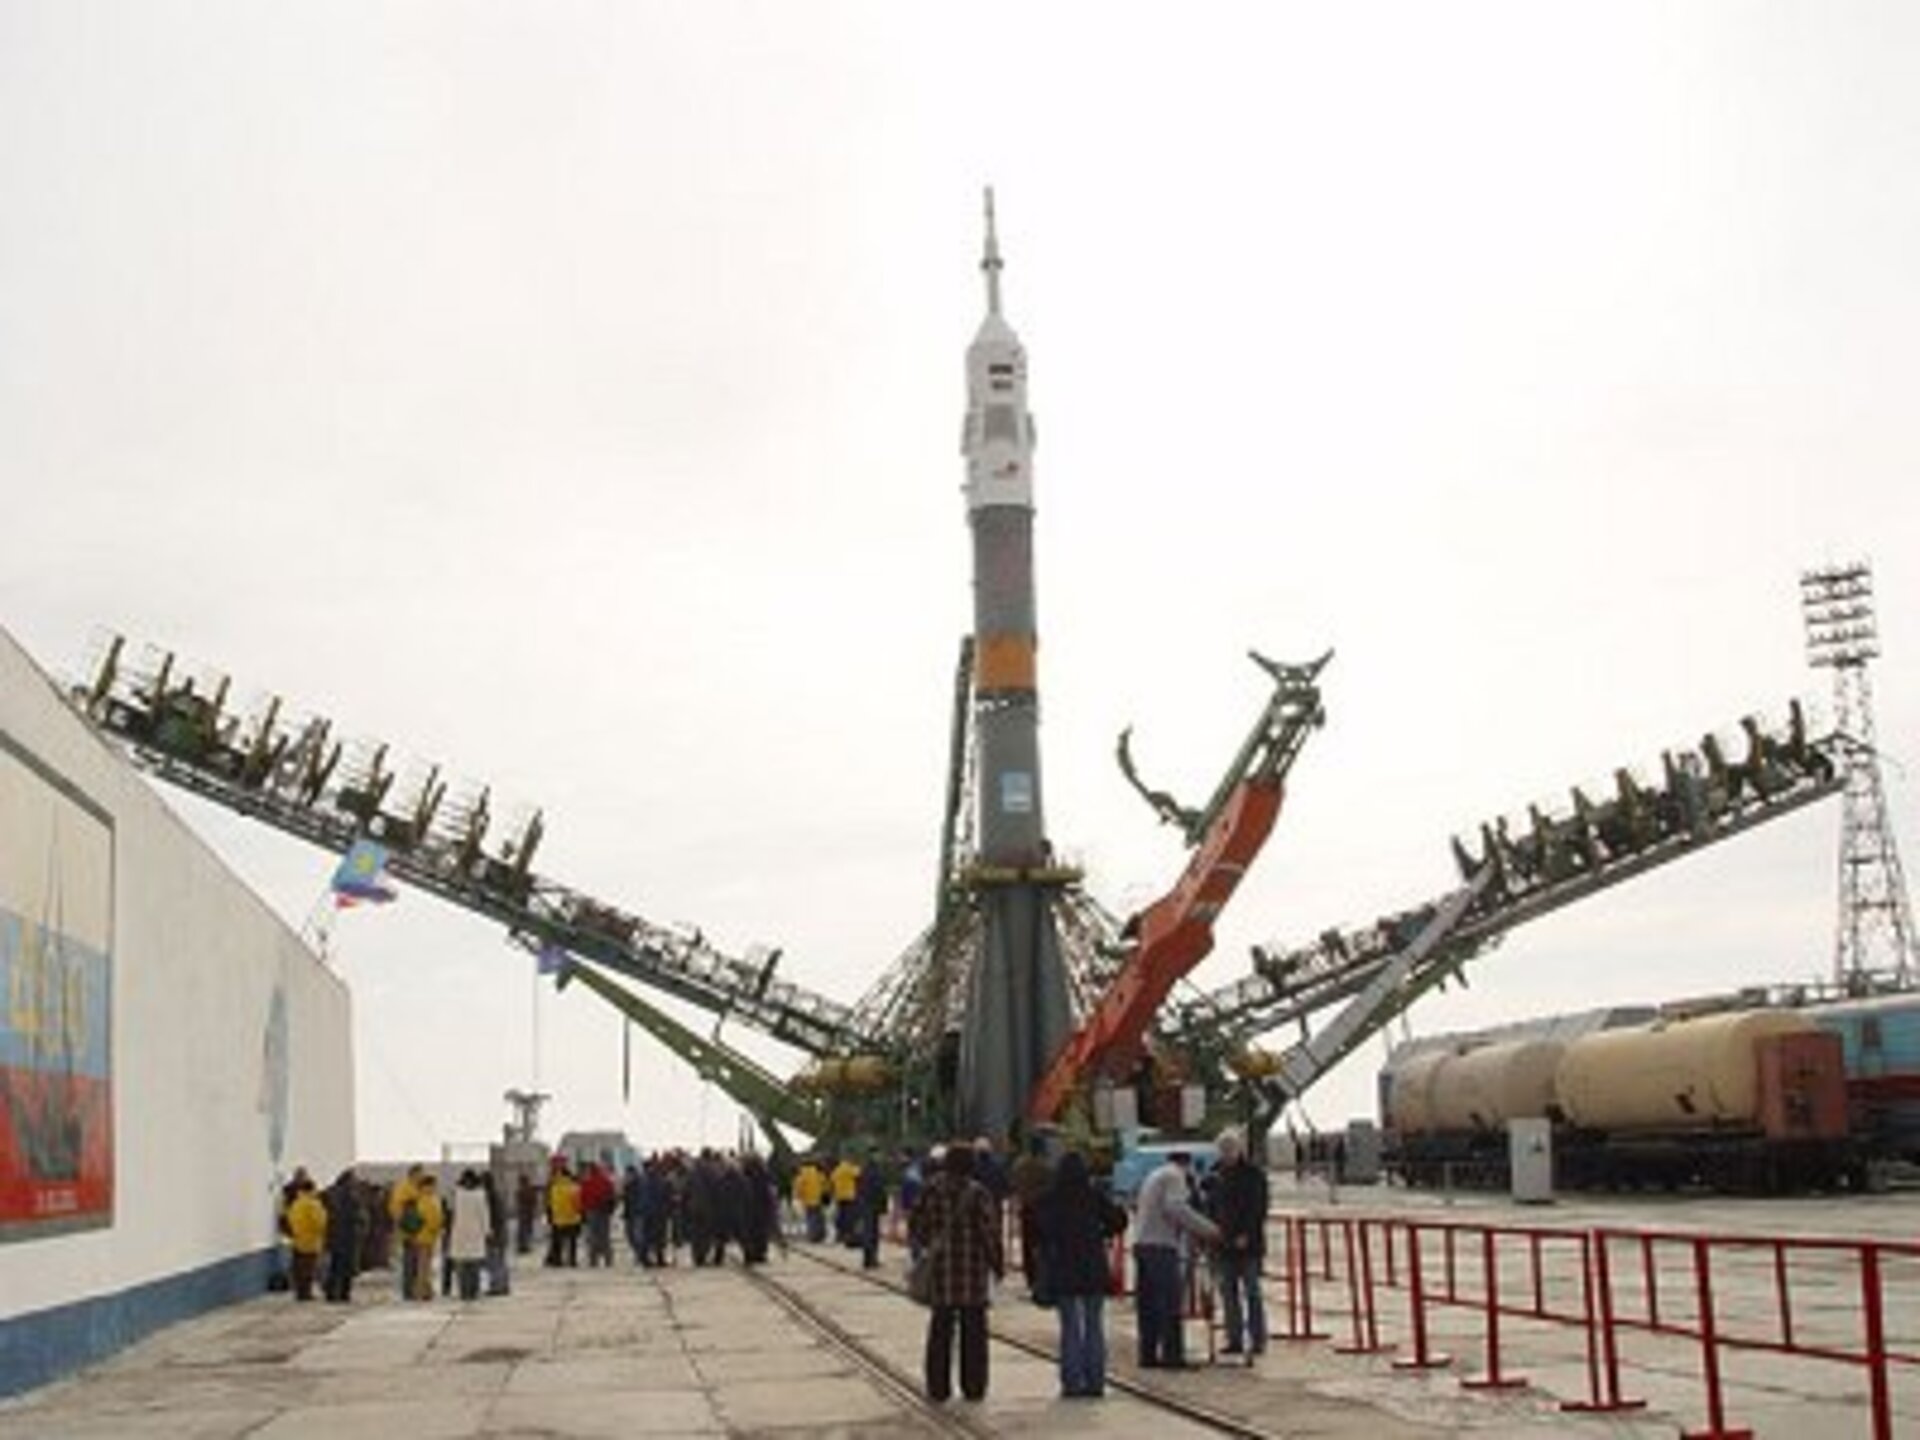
[1801,560,1916,991]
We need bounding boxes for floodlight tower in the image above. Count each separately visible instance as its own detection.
[502,1087,549,1145]
[1800,561,1917,991]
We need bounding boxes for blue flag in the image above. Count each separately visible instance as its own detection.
[536,942,568,976]
[331,839,396,906]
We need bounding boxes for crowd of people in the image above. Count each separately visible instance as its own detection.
[527,1149,785,1269]
[275,1126,1274,1412]
[795,1128,1270,1406]
[278,1162,514,1304]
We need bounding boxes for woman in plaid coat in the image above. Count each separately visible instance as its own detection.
[908,1143,1005,1402]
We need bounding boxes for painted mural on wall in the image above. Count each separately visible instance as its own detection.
[0,736,114,1241]
[259,981,289,1166]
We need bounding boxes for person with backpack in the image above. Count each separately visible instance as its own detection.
[387,1165,425,1298]
[402,1174,445,1300]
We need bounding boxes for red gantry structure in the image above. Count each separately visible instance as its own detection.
[1026,652,1328,1124]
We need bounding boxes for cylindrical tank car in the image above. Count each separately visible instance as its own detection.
[1383,1010,1853,1194]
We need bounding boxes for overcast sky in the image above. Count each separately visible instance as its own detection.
[4,3,1917,1161]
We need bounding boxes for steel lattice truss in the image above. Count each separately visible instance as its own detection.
[74,635,869,1057]
[72,631,1848,1121]
[1161,701,1847,1116]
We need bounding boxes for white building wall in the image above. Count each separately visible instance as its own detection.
[0,627,352,1379]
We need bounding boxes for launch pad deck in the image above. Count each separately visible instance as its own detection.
[17,1182,1916,1439]
[0,1257,1634,1440]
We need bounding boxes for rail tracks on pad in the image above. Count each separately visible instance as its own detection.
[754,1244,1285,1439]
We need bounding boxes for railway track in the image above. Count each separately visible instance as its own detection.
[740,1260,990,1438]
[753,1244,1285,1439]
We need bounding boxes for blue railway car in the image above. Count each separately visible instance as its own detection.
[1807,995,1920,1161]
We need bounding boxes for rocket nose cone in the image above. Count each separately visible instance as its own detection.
[970,312,1019,348]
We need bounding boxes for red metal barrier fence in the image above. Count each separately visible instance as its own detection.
[1262,1211,1920,1440]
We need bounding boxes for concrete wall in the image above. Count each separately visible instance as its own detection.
[0,627,354,1394]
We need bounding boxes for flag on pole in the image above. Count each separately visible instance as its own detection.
[331,839,396,907]
[622,1019,632,1104]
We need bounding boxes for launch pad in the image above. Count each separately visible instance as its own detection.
[65,197,1853,1158]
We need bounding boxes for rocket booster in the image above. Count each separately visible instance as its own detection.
[962,189,1046,865]
[954,187,1072,1139]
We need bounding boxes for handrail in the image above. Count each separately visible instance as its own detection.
[1263,1208,1916,1439]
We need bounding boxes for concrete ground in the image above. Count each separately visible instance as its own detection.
[1,1183,1910,1438]
[0,1246,1655,1440]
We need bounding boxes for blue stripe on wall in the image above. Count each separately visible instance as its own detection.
[0,1246,278,1398]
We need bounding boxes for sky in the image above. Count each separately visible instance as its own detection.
[3,3,1917,1161]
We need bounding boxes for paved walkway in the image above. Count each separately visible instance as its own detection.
[0,1242,1670,1439]
[10,1189,1913,1437]
[2,1261,912,1439]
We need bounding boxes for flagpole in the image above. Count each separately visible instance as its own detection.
[299,884,336,962]
[531,955,542,1089]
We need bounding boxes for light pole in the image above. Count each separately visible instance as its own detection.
[1800,561,1915,991]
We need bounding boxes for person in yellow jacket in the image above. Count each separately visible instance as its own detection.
[386,1164,424,1297]
[546,1162,583,1268]
[792,1158,828,1243]
[402,1174,445,1300]
[285,1177,327,1302]
[829,1156,861,1246]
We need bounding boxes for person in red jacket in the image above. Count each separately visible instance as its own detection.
[579,1161,618,1267]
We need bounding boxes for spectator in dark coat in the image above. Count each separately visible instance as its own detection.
[515,1172,538,1256]
[482,1171,510,1295]
[639,1159,671,1266]
[971,1137,1009,1214]
[908,1142,1004,1403]
[621,1164,646,1264]
[362,1181,392,1273]
[321,1168,363,1302]
[738,1153,776,1265]
[1008,1136,1054,1288]
[1033,1151,1128,1397]
[1208,1128,1269,1354]
[686,1151,721,1266]
[855,1153,888,1270]
[716,1156,749,1266]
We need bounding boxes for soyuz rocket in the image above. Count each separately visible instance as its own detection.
[956,189,1073,1138]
